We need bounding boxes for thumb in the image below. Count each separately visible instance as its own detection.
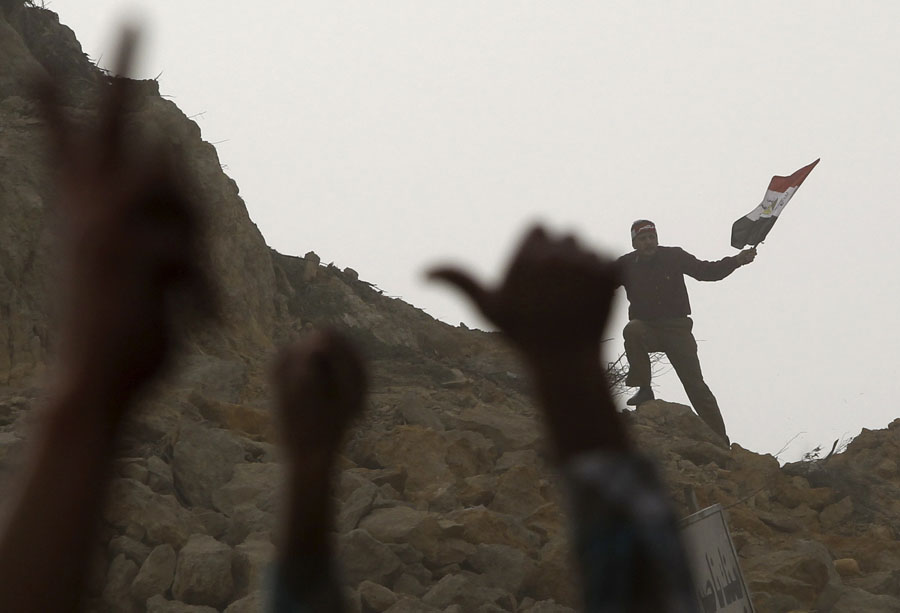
[427,266,492,316]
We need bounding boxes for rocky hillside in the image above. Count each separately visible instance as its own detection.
[1,4,899,612]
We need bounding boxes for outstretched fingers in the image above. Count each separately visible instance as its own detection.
[99,27,139,167]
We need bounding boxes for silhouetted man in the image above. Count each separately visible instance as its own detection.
[617,220,756,444]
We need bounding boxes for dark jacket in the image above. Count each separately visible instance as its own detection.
[616,246,741,320]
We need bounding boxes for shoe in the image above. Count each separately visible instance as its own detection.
[626,387,655,407]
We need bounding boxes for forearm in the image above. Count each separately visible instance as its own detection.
[0,388,123,611]
[526,353,631,463]
[691,256,741,281]
[280,454,335,563]
[273,453,343,611]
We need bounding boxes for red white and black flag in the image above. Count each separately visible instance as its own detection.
[731,159,820,249]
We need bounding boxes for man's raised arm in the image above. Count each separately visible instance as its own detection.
[681,246,757,282]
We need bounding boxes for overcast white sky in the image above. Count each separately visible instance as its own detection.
[55,2,900,462]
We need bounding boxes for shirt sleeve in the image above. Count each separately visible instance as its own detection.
[676,248,741,282]
[563,452,700,613]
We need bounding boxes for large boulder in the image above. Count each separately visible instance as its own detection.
[232,532,275,598]
[171,534,234,608]
[172,423,246,509]
[131,544,177,602]
[338,529,404,586]
[102,478,203,548]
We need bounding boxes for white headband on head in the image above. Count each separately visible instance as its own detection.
[630,221,656,240]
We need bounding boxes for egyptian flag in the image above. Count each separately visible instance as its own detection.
[731,159,820,248]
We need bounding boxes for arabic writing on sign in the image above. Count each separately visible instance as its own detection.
[697,546,745,612]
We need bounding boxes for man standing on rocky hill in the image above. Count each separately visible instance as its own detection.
[618,220,756,444]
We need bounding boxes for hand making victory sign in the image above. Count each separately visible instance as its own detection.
[0,28,215,611]
[43,28,216,418]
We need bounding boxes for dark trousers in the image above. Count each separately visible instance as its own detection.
[623,317,728,440]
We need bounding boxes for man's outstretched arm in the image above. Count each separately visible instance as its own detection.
[0,30,214,611]
[681,246,756,282]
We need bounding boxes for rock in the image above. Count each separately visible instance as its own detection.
[420,538,476,572]
[671,440,732,468]
[495,449,541,472]
[196,396,274,438]
[758,510,803,533]
[223,590,267,613]
[527,537,578,606]
[397,392,445,431]
[232,532,275,598]
[388,542,425,565]
[358,505,442,552]
[171,534,234,608]
[383,597,441,612]
[489,464,547,517]
[211,461,282,516]
[770,475,813,509]
[393,573,428,597]
[146,455,176,495]
[339,469,377,499]
[368,426,454,501]
[421,573,513,610]
[221,503,275,546]
[448,506,541,551]
[338,480,379,532]
[359,579,399,612]
[448,405,541,452]
[131,544,177,601]
[456,474,497,508]
[338,529,404,586]
[172,423,246,509]
[108,535,151,567]
[746,591,803,613]
[803,486,836,511]
[467,543,536,596]
[103,478,203,548]
[341,467,408,498]
[522,503,566,545]
[444,430,498,478]
[102,554,139,611]
[834,557,862,578]
[818,583,900,612]
[145,594,218,613]
[876,457,898,479]
[522,600,576,613]
[117,457,150,483]
[193,508,231,540]
[744,540,840,608]
[820,496,854,528]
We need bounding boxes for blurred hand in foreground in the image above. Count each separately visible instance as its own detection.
[274,329,368,464]
[42,27,215,419]
[428,226,618,363]
[271,330,367,611]
[0,28,215,612]
[429,226,629,459]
